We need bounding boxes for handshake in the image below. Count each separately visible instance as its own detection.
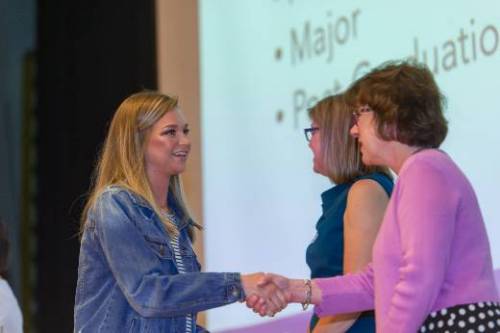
[240,273,318,317]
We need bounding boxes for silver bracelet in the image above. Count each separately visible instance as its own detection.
[302,279,312,310]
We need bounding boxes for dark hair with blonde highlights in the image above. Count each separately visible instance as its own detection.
[347,60,448,148]
[308,94,391,184]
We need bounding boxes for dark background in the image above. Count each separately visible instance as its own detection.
[2,0,158,331]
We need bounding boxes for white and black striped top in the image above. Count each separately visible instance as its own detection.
[164,212,194,333]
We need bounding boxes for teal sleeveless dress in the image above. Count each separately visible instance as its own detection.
[306,172,393,332]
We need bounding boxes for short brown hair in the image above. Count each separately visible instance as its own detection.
[308,94,390,184]
[347,60,448,148]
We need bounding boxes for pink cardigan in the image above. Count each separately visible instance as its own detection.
[314,149,499,332]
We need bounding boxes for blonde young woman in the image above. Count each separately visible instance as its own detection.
[302,94,392,333]
[74,92,286,332]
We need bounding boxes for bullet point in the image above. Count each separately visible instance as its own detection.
[276,110,284,123]
[275,48,282,60]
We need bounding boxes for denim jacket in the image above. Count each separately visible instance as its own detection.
[74,186,244,332]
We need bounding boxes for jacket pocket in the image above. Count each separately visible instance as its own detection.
[144,234,173,260]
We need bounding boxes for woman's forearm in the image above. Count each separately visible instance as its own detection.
[287,279,323,305]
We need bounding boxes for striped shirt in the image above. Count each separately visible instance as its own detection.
[165,212,194,333]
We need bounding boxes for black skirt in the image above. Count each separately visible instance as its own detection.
[419,302,500,332]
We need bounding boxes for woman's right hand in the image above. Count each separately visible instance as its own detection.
[241,273,290,316]
[247,274,323,314]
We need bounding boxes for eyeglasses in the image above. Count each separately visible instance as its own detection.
[304,127,319,142]
[351,105,373,127]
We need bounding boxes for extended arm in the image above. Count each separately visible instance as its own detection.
[93,191,243,317]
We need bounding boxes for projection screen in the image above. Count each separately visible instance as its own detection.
[160,1,500,331]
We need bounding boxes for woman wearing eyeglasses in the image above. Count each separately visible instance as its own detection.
[302,94,393,333]
[255,61,500,332]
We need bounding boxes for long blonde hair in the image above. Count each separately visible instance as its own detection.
[81,91,196,236]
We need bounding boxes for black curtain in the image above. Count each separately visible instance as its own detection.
[36,1,157,331]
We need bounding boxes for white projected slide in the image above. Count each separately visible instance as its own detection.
[199,1,500,331]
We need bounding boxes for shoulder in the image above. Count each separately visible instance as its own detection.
[0,279,19,309]
[93,186,149,212]
[345,178,390,219]
[90,186,152,228]
[97,185,134,203]
[399,150,454,187]
[359,172,394,193]
[0,278,11,297]
[344,179,389,229]
[398,150,466,203]
[349,178,390,202]
[401,149,450,176]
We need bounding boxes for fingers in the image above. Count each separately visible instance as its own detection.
[259,283,288,315]
[246,294,268,315]
[245,293,281,317]
[243,272,293,318]
[255,298,268,316]
[273,288,288,309]
[267,287,286,311]
[245,294,259,308]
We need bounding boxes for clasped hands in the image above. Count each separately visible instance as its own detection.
[241,273,296,317]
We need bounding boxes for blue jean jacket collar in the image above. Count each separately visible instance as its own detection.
[107,185,192,231]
